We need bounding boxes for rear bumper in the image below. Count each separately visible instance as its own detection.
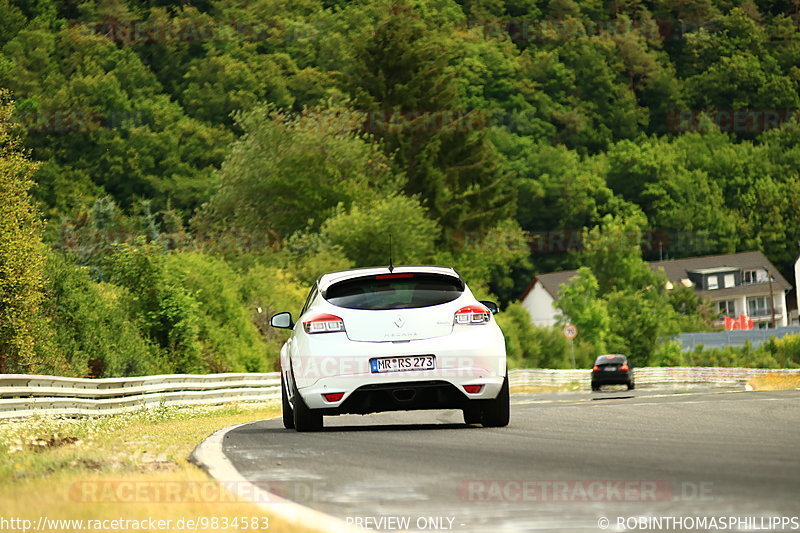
[591,371,633,385]
[288,326,506,410]
[299,374,504,411]
[309,380,501,415]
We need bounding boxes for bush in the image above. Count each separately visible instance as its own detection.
[195,106,403,237]
[320,195,440,267]
[40,244,308,377]
[102,240,202,373]
[650,340,687,367]
[0,94,47,372]
[238,264,309,370]
[770,335,800,367]
[496,303,584,369]
[163,253,270,373]
[496,303,541,369]
[683,341,784,368]
[281,231,352,286]
[42,252,155,377]
[647,335,800,370]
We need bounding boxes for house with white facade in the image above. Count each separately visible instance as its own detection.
[520,270,577,327]
[520,251,793,329]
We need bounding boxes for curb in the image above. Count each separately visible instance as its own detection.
[190,419,363,533]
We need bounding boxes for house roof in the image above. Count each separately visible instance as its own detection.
[521,251,792,301]
[520,269,579,300]
[649,251,791,291]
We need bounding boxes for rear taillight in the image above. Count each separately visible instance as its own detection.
[592,365,599,372]
[303,314,345,334]
[620,363,629,372]
[323,392,344,402]
[454,305,490,325]
[464,385,483,394]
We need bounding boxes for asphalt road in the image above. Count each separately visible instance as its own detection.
[223,387,800,532]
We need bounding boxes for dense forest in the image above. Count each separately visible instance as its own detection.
[1,0,799,376]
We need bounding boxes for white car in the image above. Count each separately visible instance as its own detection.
[270,266,509,431]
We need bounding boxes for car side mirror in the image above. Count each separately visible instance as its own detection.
[480,301,500,315]
[270,312,294,329]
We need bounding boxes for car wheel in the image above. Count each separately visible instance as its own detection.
[281,373,294,429]
[291,372,323,432]
[463,405,481,425]
[627,381,635,390]
[481,374,510,428]
[591,384,600,392]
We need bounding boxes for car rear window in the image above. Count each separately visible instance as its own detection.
[324,273,465,310]
[595,355,627,365]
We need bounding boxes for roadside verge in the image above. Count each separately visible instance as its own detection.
[190,420,364,533]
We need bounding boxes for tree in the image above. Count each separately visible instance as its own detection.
[1,22,234,215]
[579,212,656,293]
[554,267,611,353]
[320,194,440,267]
[180,52,295,127]
[0,0,26,46]
[667,284,718,332]
[102,240,201,373]
[604,138,739,257]
[679,9,800,131]
[575,213,685,364]
[441,218,532,305]
[604,289,680,366]
[0,93,48,372]
[42,251,154,377]
[194,105,403,238]
[346,0,514,231]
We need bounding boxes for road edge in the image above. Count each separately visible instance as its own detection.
[190,419,362,533]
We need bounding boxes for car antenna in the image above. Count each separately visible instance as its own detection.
[388,234,394,273]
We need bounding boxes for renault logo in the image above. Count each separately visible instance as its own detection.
[394,316,405,328]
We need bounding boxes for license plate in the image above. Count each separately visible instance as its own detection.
[370,355,435,373]
[604,366,617,371]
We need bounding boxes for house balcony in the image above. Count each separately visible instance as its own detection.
[749,307,783,318]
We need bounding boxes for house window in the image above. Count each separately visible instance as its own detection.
[716,300,736,317]
[707,276,718,290]
[743,270,758,284]
[724,274,735,288]
[747,296,769,317]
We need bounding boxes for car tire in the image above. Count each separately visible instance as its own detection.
[463,405,481,425]
[281,373,294,429]
[627,381,635,391]
[291,373,323,432]
[591,384,600,392]
[481,374,510,428]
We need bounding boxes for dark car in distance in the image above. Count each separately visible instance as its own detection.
[591,354,634,391]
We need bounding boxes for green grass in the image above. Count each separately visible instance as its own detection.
[510,380,584,393]
[0,402,321,533]
[747,373,800,391]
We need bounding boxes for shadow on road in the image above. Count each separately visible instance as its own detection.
[319,422,475,433]
[235,422,478,434]
[591,395,635,401]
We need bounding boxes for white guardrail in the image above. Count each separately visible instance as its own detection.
[509,367,800,389]
[0,373,281,419]
[1,367,798,419]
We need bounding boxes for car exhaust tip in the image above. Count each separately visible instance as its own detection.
[392,389,417,402]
